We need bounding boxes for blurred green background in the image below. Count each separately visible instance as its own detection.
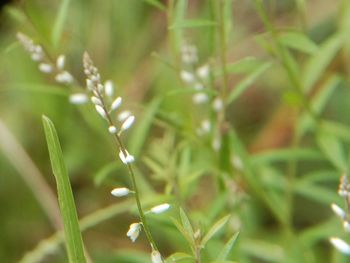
[1,0,350,262]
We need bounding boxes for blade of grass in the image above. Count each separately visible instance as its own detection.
[42,115,86,263]
[200,215,230,247]
[51,0,71,48]
[216,232,240,261]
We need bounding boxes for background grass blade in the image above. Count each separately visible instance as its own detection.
[51,0,71,48]
[42,115,86,263]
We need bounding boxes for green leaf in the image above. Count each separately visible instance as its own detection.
[142,0,166,11]
[201,215,230,247]
[278,31,319,54]
[227,62,271,104]
[316,129,348,171]
[51,0,71,48]
[251,148,323,165]
[42,116,86,263]
[302,33,344,92]
[220,57,263,75]
[294,182,341,205]
[216,232,239,260]
[297,75,341,136]
[241,238,285,263]
[169,19,217,29]
[180,208,195,244]
[165,252,194,263]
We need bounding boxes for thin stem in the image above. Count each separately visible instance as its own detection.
[95,90,158,251]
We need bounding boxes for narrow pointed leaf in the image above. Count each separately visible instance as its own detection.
[201,215,230,247]
[42,116,86,263]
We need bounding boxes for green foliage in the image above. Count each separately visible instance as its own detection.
[42,116,86,263]
[2,0,350,262]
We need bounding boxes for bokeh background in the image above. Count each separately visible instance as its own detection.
[1,0,350,262]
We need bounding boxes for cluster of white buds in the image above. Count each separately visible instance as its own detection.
[180,42,210,105]
[330,174,350,255]
[17,32,74,86]
[82,52,135,164]
[123,203,170,243]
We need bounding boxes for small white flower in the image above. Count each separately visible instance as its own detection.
[338,189,349,198]
[197,64,209,79]
[330,237,350,255]
[193,93,209,104]
[151,250,163,263]
[108,125,117,134]
[55,71,73,84]
[111,97,122,111]
[69,93,88,104]
[104,80,114,97]
[111,187,130,197]
[201,119,211,133]
[232,155,244,170]
[126,222,141,242]
[86,79,94,91]
[150,203,170,214]
[120,115,135,132]
[38,63,53,73]
[212,136,221,151]
[95,105,107,119]
[213,97,224,112]
[331,203,346,220]
[56,55,65,70]
[91,96,102,106]
[344,221,350,233]
[31,53,43,61]
[197,119,211,136]
[119,150,135,164]
[180,70,195,83]
[118,110,131,122]
[97,83,104,93]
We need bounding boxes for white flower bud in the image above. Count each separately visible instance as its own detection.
[91,96,102,106]
[118,110,131,122]
[55,71,73,84]
[331,203,346,220]
[95,105,107,119]
[193,93,209,104]
[151,250,163,263]
[69,93,88,104]
[344,221,350,233]
[126,222,141,242]
[111,97,122,111]
[56,55,65,70]
[108,125,117,134]
[197,64,209,79]
[213,97,224,112]
[180,70,195,83]
[31,53,43,61]
[330,237,350,255]
[120,115,135,132]
[38,63,53,73]
[150,203,170,214]
[111,187,130,197]
[119,150,135,164]
[86,79,94,90]
[104,80,114,97]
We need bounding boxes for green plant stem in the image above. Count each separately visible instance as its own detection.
[95,91,158,251]
[218,0,229,102]
[254,0,321,226]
